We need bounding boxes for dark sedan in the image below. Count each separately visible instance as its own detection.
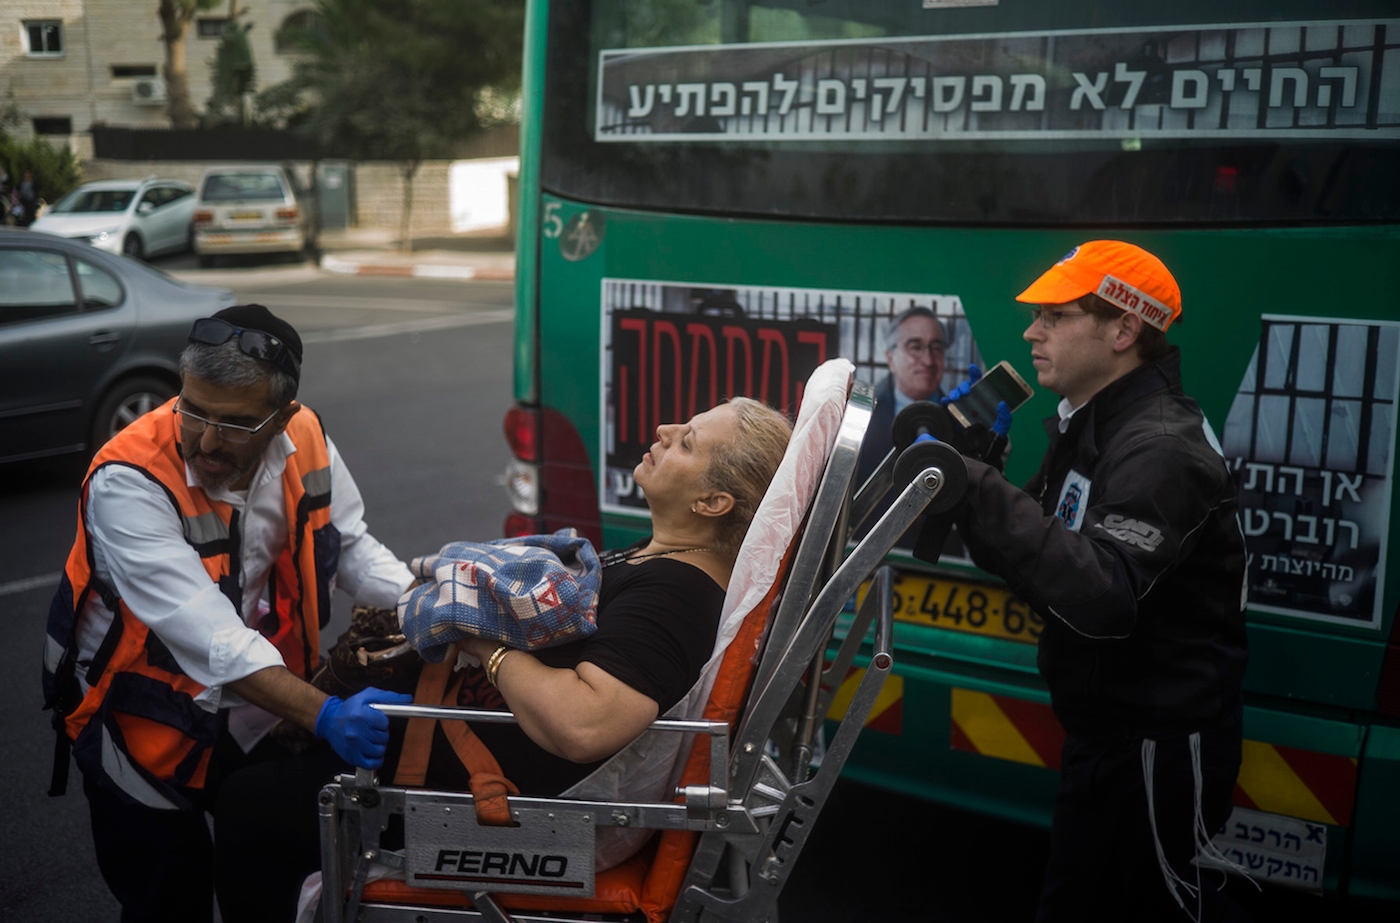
[1,229,236,463]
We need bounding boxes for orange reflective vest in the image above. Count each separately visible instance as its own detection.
[43,399,336,807]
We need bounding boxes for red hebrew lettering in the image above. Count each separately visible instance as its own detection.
[652,320,682,435]
[797,329,829,364]
[686,322,719,418]
[722,325,754,398]
[757,327,791,409]
[618,365,629,443]
[619,317,648,447]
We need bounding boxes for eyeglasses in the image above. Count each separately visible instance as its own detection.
[173,399,280,444]
[899,339,947,357]
[188,318,300,380]
[1029,307,1092,329]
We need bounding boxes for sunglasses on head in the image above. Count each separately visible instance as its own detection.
[189,318,300,380]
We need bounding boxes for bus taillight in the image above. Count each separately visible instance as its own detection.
[499,405,602,547]
[504,458,540,517]
[504,406,539,461]
[502,406,542,534]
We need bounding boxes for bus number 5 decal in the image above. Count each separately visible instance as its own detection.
[543,202,564,239]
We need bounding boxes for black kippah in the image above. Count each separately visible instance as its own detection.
[212,304,303,365]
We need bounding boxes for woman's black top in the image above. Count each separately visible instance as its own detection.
[382,557,725,795]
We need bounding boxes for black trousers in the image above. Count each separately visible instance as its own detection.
[214,744,351,923]
[83,773,217,923]
[1035,717,1250,923]
[80,734,289,923]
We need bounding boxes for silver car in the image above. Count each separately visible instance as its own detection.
[0,228,236,463]
[31,177,197,260]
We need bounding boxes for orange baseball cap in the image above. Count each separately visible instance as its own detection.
[1015,240,1182,331]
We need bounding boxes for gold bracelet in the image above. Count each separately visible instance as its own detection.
[485,644,512,687]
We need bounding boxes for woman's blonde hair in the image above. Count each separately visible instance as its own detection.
[702,397,793,558]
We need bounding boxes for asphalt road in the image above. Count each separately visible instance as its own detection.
[0,257,1384,922]
[0,263,517,921]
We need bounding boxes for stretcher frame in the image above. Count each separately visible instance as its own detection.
[317,368,964,923]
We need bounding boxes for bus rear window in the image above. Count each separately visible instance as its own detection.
[541,1,1400,225]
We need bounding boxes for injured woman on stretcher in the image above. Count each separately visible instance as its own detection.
[213,397,793,923]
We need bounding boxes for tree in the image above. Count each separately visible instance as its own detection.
[274,0,525,251]
[0,89,81,207]
[158,0,223,129]
[205,16,257,126]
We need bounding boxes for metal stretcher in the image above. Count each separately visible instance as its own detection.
[316,358,968,923]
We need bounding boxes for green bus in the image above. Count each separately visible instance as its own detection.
[500,0,1400,905]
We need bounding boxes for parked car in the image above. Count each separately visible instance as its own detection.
[31,177,197,260]
[192,164,315,266]
[0,229,236,464]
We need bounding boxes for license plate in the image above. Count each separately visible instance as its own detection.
[230,210,263,221]
[861,572,1043,643]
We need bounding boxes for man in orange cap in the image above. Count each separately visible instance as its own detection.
[954,242,1250,921]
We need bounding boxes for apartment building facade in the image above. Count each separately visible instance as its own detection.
[3,1,316,155]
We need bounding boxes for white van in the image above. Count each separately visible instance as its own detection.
[192,164,314,266]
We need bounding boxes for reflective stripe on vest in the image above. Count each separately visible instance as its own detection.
[45,398,336,802]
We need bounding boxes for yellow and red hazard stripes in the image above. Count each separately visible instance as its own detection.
[823,668,903,735]
[947,687,1360,826]
[950,688,1064,768]
[1235,740,1357,826]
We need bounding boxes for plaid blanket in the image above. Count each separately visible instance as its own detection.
[398,529,601,664]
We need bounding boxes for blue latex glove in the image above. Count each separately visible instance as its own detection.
[993,400,1013,437]
[315,687,414,769]
[940,363,982,406]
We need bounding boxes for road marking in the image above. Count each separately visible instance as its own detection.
[0,572,61,597]
[301,310,513,344]
[234,294,510,314]
[165,265,324,286]
[319,256,510,280]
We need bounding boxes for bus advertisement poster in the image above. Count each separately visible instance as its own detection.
[599,279,977,513]
[1221,317,1400,629]
[597,20,1399,143]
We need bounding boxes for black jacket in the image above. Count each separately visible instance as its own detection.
[959,349,1248,740]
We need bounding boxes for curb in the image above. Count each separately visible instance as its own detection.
[319,254,513,281]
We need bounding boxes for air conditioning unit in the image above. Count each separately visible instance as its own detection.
[131,76,168,106]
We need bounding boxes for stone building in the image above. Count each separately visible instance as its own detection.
[2,1,318,157]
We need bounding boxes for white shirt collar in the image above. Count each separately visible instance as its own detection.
[1056,397,1087,434]
[185,431,297,501]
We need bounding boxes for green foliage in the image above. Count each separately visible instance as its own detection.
[205,20,258,126]
[270,0,526,162]
[0,135,82,202]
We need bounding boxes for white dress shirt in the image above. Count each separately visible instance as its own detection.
[75,430,413,750]
[1057,397,1086,433]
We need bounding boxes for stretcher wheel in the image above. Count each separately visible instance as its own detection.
[891,400,962,451]
[894,438,968,515]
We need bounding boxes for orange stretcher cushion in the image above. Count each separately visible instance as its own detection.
[638,540,796,922]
